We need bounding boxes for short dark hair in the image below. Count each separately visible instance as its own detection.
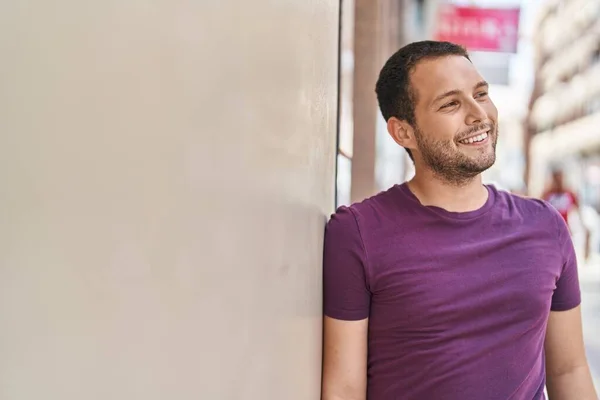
[375,41,470,160]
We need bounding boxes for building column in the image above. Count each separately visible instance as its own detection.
[350,0,380,203]
[351,0,404,203]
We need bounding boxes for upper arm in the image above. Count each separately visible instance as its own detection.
[323,206,371,321]
[322,316,368,400]
[546,207,584,372]
[550,208,581,312]
[571,192,579,208]
[544,209,596,397]
[545,306,588,377]
[322,206,371,399]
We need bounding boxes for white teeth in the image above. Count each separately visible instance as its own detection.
[460,131,488,144]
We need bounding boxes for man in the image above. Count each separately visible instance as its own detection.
[543,169,581,227]
[542,169,590,259]
[321,41,597,400]
[542,168,590,258]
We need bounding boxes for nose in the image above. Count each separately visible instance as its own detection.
[465,99,488,126]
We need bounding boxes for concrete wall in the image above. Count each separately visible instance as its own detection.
[0,2,339,399]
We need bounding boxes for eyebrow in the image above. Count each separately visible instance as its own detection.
[432,80,489,104]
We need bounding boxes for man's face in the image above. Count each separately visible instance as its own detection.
[409,56,498,184]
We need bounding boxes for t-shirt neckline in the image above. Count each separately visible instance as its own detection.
[397,182,496,220]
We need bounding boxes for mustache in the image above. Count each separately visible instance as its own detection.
[456,123,495,141]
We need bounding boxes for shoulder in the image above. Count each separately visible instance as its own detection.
[493,187,563,226]
[328,185,401,228]
[568,190,579,202]
[540,190,551,200]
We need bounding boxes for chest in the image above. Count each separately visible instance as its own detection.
[368,224,562,333]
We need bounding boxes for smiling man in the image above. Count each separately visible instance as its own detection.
[321,41,597,400]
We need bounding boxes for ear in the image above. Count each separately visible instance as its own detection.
[387,117,417,152]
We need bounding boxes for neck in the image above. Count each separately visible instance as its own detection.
[408,169,488,213]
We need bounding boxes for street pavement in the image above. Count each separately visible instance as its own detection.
[580,261,600,390]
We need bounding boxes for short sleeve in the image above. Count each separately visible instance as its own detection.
[550,208,582,311]
[323,206,371,320]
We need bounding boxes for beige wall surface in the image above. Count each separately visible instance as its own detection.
[0,2,339,399]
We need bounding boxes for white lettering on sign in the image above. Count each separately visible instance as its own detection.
[438,17,514,39]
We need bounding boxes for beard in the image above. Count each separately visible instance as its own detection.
[414,122,498,186]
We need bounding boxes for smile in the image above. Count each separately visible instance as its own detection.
[458,131,489,145]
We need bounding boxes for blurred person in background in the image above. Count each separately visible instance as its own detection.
[321,41,597,400]
[542,168,591,260]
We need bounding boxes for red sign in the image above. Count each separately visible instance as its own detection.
[435,5,521,53]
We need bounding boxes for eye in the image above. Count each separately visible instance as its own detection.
[475,91,489,99]
[440,101,459,110]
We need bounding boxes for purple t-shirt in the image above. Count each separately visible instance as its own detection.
[323,183,581,400]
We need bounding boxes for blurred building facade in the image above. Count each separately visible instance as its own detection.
[337,0,436,206]
[339,0,536,204]
[528,0,600,205]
